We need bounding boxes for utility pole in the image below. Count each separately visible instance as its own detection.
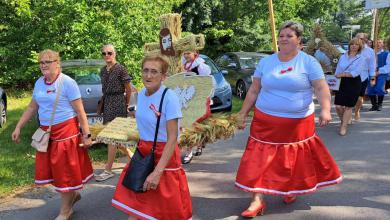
[267,0,278,52]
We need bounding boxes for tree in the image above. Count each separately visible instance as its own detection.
[0,0,183,88]
[174,0,338,58]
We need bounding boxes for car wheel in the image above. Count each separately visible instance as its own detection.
[0,99,6,128]
[224,104,232,112]
[236,81,247,99]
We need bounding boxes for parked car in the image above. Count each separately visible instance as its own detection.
[200,54,233,112]
[61,59,137,124]
[62,56,232,124]
[334,45,346,54]
[215,52,268,99]
[0,87,7,128]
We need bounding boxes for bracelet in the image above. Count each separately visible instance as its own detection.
[83,133,92,138]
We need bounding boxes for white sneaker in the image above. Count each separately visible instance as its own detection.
[182,151,193,164]
[94,170,115,182]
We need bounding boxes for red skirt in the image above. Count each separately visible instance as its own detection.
[112,140,192,220]
[235,108,342,196]
[35,117,93,192]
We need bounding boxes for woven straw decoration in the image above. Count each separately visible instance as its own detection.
[95,117,138,148]
[164,72,214,128]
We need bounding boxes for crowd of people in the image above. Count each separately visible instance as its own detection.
[10,20,389,219]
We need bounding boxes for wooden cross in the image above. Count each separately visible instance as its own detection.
[144,13,205,76]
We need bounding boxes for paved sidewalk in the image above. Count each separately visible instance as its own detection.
[1,99,390,220]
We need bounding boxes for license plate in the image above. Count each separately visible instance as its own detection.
[88,116,103,125]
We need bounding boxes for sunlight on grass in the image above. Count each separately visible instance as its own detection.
[231,96,253,117]
[0,92,107,197]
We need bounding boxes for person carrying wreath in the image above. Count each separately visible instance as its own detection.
[235,21,342,218]
[111,54,192,220]
[12,49,93,220]
[181,49,212,164]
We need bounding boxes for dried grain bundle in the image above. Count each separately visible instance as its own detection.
[144,43,160,52]
[304,25,341,74]
[159,13,182,41]
[90,123,106,140]
[175,34,205,52]
[178,113,240,149]
[96,117,139,147]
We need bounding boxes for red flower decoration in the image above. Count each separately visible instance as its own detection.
[149,103,161,117]
[280,66,293,74]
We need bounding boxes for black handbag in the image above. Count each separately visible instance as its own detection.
[122,88,168,192]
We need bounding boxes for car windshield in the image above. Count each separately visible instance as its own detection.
[239,56,261,69]
[62,66,102,85]
[202,57,219,75]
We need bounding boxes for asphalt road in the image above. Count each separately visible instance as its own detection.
[1,98,390,220]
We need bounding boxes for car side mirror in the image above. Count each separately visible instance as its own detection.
[221,70,228,75]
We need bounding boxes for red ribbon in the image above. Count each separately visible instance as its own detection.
[149,103,160,117]
[280,67,293,74]
[47,89,56,94]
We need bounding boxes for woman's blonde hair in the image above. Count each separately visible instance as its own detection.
[348,38,364,55]
[141,54,169,74]
[38,49,61,64]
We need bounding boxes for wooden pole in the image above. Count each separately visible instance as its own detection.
[373,8,380,54]
[267,0,278,52]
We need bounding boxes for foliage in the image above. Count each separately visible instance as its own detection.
[322,0,390,43]
[175,0,338,58]
[0,0,183,88]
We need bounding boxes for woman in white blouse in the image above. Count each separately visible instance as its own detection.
[334,38,365,135]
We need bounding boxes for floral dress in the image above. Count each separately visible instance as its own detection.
[100,63,131,124]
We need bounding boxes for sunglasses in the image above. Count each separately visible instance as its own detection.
[101,51,113,56]
[39,60,57,65]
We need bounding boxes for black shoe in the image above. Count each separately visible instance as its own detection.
[369,106,378,111]
[377,105,382,111]
[194,147,203,156]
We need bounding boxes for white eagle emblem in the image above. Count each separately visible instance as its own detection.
[173,85,196,109]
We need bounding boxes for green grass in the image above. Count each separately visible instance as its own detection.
[0,92,37,197]
[0,92,108,197]
[231,96,253,117]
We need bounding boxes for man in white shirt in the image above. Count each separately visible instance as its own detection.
[354,33,376,120]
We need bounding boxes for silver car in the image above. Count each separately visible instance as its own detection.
[62,57,232,124]
[61,60,137,124]
[200,54,233,112]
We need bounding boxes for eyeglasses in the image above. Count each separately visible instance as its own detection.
[101,51,113,56]
[142,68,161,76]
[39,60,57,65]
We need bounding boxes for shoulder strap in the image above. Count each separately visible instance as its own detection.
[48,75,63,132]
[152,88,169,153]
[342,56,360,73]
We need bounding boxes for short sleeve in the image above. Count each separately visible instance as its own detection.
[32,82,38,101]
[119,66,132,82]
[164,90,182,121]
[63,77,81,101]
[198,63,211,76]
[32,77,43,101]
[307,56,325,81]
[253,58,266,78]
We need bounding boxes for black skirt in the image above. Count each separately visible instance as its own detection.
[334,76,361,107]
